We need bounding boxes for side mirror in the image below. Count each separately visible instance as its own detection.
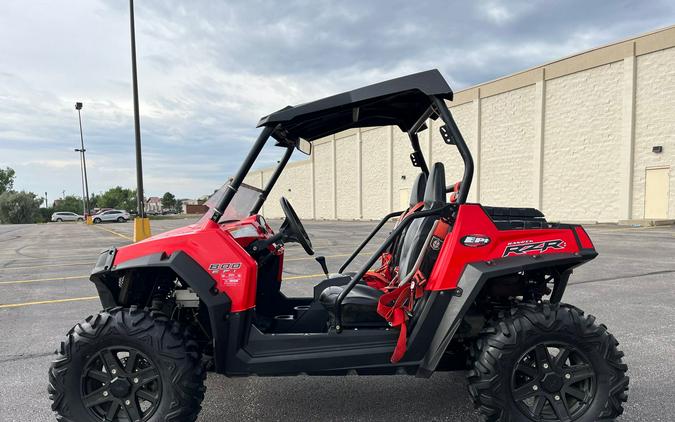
[296,138,312,155]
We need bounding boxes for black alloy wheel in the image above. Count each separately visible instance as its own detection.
[81,346,162,421]
[511,343,596,420]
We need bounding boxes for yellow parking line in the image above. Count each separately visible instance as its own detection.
[0,296,98,309]
[0,274,333,309]
[0,272,325,285]
[0,254,99,263]
[0,275,88,285]
[284,250,376,262]
[283,273,325,280]
[92,225,133,241]
[0,261,93,272]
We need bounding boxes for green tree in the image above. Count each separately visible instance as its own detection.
[98,186,136,211]
[37,207,55,223]
[89,193,99,210]
[54,195,84,214]
[0,167,16,194]
[0,191,42,224]
[161,192,177,211]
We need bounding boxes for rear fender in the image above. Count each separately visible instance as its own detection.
[91,248,232,372]
[416,250,596,377]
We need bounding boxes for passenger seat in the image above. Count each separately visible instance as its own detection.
[319,163,447,327]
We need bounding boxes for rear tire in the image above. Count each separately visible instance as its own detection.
[48,306,206,422]
[467,302,628,422]
[77,218,84,222]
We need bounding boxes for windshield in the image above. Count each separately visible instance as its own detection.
[203,181,262,222]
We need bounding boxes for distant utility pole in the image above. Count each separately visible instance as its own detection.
[45,192,48,208]
[129,0,151,241]
[75,102,90,216]
[75,145,86,217]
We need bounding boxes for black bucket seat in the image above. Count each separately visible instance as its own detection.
[319,163,447,327]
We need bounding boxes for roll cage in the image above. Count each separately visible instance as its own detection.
[207,69,475,332]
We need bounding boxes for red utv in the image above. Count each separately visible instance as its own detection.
[49,70,628,422]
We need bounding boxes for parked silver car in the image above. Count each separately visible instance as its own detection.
[51,212,84,222]
[92,209,131,223]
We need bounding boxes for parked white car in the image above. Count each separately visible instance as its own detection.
[92,209,131,223]
[51,212,84,222]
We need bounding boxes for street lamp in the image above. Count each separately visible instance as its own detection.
[75,102,90,217]
[129,0,151,241]
[75,148,87,217]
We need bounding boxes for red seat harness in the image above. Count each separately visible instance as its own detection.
[376,218,450,363]
[363,201,424,290]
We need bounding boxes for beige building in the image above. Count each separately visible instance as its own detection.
[245,26,675,223]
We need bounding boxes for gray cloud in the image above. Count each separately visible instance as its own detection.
[1,0,674,201]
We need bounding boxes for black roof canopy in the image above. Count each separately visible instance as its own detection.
[257,69,453,142]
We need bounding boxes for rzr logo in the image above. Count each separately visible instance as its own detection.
[502,239,566,257]
[461,234,491,247]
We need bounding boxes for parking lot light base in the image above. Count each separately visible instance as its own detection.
[85,216,93,225]
[133,217,152,242]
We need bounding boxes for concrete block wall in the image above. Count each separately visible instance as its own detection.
[481,85,536,208]
[633,48,675,219]
[245,26,675,222]
[542,62,624,222]
[360,127,391,219]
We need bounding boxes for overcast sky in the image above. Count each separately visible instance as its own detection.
[1,1,674,201]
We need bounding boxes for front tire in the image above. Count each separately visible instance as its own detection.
[467,302,628,422]
[93,217,101,224]
[48,307,206,422]
[117,217,125,223]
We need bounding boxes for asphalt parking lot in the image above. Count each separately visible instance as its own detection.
[0,218,673,421]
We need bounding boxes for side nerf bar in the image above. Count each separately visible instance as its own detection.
[416,249,597,377]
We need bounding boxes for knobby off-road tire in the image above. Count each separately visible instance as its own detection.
[48,306,206,422]
[467,302,628,422]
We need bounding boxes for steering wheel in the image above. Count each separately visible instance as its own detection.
[279,197,314,255]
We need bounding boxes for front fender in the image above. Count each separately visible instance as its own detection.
[90,248,232,373]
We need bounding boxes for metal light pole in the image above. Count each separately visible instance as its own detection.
[45,192,48,208]
[129,0,151,241]
[75,147,86,217]
[75,102,90,217]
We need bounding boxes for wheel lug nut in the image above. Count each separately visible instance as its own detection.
[125,400,131,405]
[103,391,109,397]
[565,373,571,379]
[554,395,561,401]
[111,369,117,375]
[532,385,538,391]
[133,377,139,384]
[543,363,549,369]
